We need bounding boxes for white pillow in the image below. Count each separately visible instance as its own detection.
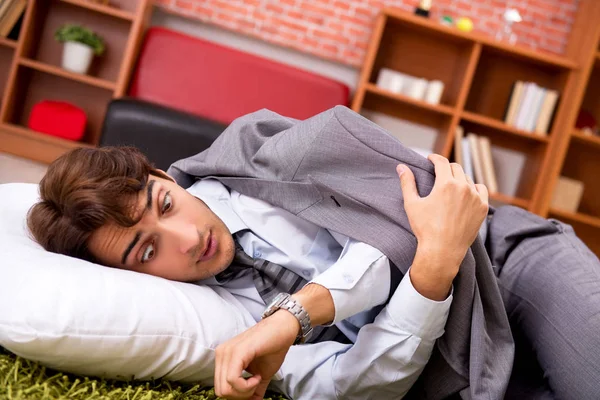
[0,183,255,386]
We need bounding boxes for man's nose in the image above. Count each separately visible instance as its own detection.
[164,219,199,255]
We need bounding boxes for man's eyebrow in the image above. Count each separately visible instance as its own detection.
[122,231,141,265]
[121,180,156,265]
[146,180,156,210]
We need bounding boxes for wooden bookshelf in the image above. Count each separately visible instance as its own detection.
[0,0,152,164]
[572,130,600,149]
[461,111,551,143]
[0,37,18,48]
[353,4,600,256]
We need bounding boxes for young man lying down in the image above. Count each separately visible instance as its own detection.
[27,106,600,399]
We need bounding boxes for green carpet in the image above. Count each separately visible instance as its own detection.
[0,347,287,400]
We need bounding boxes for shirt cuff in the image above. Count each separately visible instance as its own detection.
[386,268,453,340]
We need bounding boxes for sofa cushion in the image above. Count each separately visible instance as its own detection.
[128,27,349,124]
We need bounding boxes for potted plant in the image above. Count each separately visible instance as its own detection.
[54,24,105,74]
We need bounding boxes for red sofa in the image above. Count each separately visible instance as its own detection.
[128,27,350,124]
[101,27,350,170]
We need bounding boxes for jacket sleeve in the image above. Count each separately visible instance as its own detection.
[272,271,452,400]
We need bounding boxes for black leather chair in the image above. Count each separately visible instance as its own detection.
[100,98,226,171]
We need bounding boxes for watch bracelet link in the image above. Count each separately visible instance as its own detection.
[262,293,313,344]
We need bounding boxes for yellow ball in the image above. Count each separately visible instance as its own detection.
[456,17,474,32]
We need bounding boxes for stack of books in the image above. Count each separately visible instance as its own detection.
[504,81,559,135]
[454,126,498,194]
[0,0,26,38]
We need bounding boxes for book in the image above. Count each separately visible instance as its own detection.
[504,81,525,126]
[0,0,15,23]
[461,137,474,181]
[467,133,486,185]
[478,136,498,193]
[490,147,526,197]
[550,176,584,213]
[534,90,560,135]
[514,82,535,130]
[454,125,464,167]
[0,0,26,38]
[525,85,544,131]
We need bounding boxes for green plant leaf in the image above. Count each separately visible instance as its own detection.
[54,24,106,56]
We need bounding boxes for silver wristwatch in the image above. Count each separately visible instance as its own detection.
[262,293,312,344]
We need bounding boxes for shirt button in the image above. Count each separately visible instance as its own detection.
[303,270,311,278]
[343,274,354,284]
[254,251,261,258]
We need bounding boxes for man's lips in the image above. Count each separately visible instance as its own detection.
[198,232,217,262]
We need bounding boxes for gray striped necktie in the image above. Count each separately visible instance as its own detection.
[216,234,350,344]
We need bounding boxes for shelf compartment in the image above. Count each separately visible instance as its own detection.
[0,37,18,49]
[489,192,530,209]
[548,209,600,256]
[364,83,456,115]
[0,123,93,165]
[382,9,577,70]
[2,122,94,150]
[465,47,569,125]
[21,0,132,84]
[20,58,116,90]
[461,111,550,143]
[59,0,136,21]
[580,62,600,126]
[572,130,600,150]
[559,139,600,218]
[360,88,453,155]
[457,117,548,204]
[0,46,15,110]
[5,64,113,146]
[369,12,477,108]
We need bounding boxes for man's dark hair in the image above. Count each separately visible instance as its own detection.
[27,146,169,263]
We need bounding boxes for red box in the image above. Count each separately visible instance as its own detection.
[28,100,87,141]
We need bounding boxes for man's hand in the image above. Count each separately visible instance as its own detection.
[214,309,299,400]
[214,284,334,399]
[397,154,489,300]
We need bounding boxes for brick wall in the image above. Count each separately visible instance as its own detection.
[153,0,580,67]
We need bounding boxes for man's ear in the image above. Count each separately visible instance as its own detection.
[150,169,176,183]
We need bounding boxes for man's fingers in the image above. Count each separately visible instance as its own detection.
[250,379,271,400]
[397,164,419,202]
[475,183,489,204]
[229,374,262,395]
[450,163,467,182]
[428,153,452,182]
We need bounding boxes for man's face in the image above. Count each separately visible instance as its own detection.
[88,174,235,282]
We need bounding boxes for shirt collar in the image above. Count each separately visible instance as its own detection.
[185,179,247,235]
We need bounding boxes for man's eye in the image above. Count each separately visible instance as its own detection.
[162,192,172,213]
[141,242,155,264]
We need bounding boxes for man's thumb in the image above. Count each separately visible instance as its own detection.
[396,165,419,201]
[250,379,270,400]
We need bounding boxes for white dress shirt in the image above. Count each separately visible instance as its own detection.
[187,179,453,399]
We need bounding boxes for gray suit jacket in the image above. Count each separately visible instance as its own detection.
[168,106,514,399]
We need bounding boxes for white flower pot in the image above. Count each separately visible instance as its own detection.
[61,41,94,74]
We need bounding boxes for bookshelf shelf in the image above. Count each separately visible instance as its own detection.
[461,111,551,143]
[382,8,577,70]
[0,37,17,49]
[0,0,151,165]
[59,0,136,21]
[3,122,93,149]
[572,130,600,149]
[549,208,600,229]
[364,84,455,115]
[19,58,117,91]
[490,192,530,209]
